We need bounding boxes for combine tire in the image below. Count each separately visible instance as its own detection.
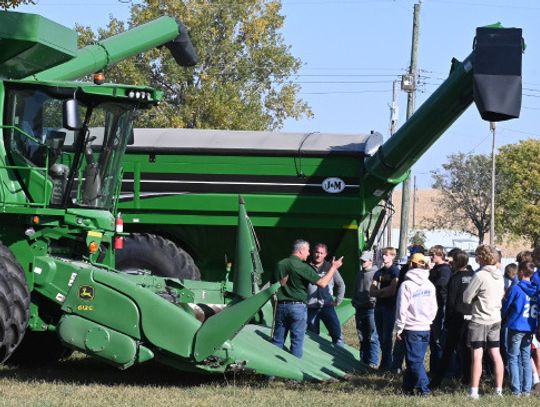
[116,234,201,280]
[8,331,73,365]
[0,246,30,363]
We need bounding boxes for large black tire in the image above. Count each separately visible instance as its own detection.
[8,331,73,365]
[116,234,201,280]
[0,246,30,363]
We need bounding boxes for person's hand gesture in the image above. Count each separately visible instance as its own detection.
[332,256,344,269]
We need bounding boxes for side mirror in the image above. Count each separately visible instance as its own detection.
[63,99,82,130]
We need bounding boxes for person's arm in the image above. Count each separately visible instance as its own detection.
[369,273,380,297]
[333,271,345,306]
[394,284,409,340]
[315,256,343,288]
[378,277,398,298]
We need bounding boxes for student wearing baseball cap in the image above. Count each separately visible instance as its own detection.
[395,252,437,396]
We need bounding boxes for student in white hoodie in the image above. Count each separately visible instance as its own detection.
[463,244,505,399]
[394,253,437,396]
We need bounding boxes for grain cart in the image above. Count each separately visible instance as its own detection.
[118,25,523,294]
[0,11,362,382]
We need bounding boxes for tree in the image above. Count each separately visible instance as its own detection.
[76,0,312,130]
[409,231,426,247]
[496,139,540,246]
[0,0,34,10]
[425,153,492,244]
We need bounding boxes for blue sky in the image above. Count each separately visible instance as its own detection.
[17,0,540,188]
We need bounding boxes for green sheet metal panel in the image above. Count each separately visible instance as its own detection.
[0,11,76,78]
[57,315,139,369]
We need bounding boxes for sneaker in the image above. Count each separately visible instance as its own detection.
[468,393,479,400]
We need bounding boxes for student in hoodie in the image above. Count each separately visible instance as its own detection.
[430,250,474,388]
[394,253,437,396]
[463,245,505,399]
[502,261,538,396]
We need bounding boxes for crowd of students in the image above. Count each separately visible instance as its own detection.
[353,244,540,398]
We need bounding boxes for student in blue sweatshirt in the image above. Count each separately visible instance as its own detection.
[502,261,539,396]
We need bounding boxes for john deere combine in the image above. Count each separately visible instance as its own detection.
[0,10,361,381]
[0,9,523,383]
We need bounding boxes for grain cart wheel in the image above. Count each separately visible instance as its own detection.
[0,247,30,363]
[116,234,201,280]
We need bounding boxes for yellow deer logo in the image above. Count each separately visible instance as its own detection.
[78,285,95,300]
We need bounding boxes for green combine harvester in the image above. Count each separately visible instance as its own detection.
[0,8,523,382]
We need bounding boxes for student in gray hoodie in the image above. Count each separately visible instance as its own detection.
[463,244,505,399]
[395,253,437,396]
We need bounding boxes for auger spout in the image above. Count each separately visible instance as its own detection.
[26,16,197,81]
[362,26,522,201]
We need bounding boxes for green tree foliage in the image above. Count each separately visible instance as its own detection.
[496,139,540,246]
[425,153,492,244]
[76,0,312,130]
[0,0,34,10]
[409,231,427,248]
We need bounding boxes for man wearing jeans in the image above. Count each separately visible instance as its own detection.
[307,243,346,347]
[271,239,343,358]
[395,253,437,396]
[352,250,379,367]
[370,247,399,371]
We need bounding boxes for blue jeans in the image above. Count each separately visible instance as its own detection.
[271,303,307,358]
[375,304,395,370]
[307,305,344,346]
[403,330,431,395]
[355,307,379,365]
[507,330,533,395]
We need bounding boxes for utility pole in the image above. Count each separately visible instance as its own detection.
[412,174,417,229]
[385,80,399,247]
[398,1,421,259]
[490,121,496,245]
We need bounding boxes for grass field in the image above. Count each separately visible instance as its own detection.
[0,320,536,407]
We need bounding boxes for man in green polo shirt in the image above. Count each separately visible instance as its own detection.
[271,239,343,358]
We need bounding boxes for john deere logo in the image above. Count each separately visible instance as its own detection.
[78,285,95,300]
[322,177,345,193]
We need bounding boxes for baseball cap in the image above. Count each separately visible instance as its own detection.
[410,252,427,266]
[360,251,373,262]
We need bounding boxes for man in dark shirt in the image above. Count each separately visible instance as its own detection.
[428,245,452,375]
[271,239,343,358]
[430,249,474,388]
[306,243,346,347]
[370,246,399,371]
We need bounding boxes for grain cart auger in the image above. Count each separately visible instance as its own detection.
[0,11,360,382]
[117,25,524,295]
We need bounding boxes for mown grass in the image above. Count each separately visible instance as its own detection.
[0,320,536,407]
